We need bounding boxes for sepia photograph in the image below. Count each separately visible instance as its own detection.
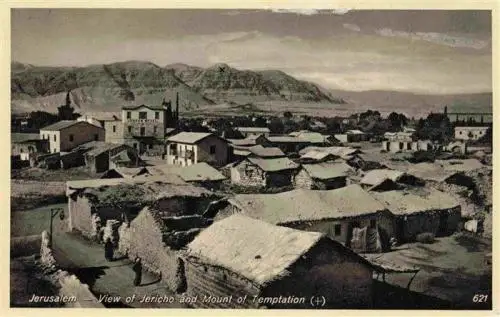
[9,7,493,310]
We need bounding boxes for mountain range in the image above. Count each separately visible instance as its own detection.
[11,61,492,116]
[11,61,337,114]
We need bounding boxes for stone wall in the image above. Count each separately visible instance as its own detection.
[230,161,266,188]
[39,231,105,308]
[183,258,261,308]
[118,210,185,292]
[68,196,94,237]
[293,169,314,189]
[11,234,42,258]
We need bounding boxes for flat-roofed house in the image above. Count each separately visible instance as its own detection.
[166,132,229,167]
[454,126,490,141]
[230,156,299,188]
[183,215,375,308]
[11,133,49,161]
[294,161,354,190]
[381,132,433,153]
[216,184,394,253]
[40,121,105,153]
[360,169,423,192]
[372,189,461,242]
[235,127,270,138]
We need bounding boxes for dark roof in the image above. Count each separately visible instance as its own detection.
[122,104,166,111]
[41,120,103,131]
[86,143,126,157]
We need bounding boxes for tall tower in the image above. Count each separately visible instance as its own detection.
[175,91,179,122]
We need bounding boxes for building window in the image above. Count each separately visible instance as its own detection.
[127,111,131,119]
[155,112,160,120]
[113,125,116,133]
[153,126,157,134]
[370,219,377,228]
[69,134,74,142]
[20,148,24,153]
[140,127,145,136]
[139,112,147,119]
[459,131,462,135]
[53,148,57,153]
[406,142,411,150]
[53,134,56,142]
[210,145,216,154]
[128,126,132,133]
[334,224,341,236]
[94,134,98,141]
[399,142,403,150]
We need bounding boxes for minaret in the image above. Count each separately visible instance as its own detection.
[65,91,71,106]
[175,91,179,121]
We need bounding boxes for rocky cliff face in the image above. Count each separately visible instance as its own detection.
[11,61,336,113]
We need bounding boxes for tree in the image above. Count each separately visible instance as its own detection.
[414,113,453,143]
[26,111,59,130]
[268,118,285,134]
[253,116,267,128]
[283,119,299,134]
[325,118,341,134]
[283,111,293,119]
[387,112,408,132]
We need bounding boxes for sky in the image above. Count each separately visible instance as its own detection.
[11,9,492,94]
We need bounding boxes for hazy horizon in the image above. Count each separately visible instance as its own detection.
[11,9,492,95]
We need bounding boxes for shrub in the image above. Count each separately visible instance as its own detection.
[415,232,435,244]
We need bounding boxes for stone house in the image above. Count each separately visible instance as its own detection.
[407,163,476,190]
[117,186,218,292]
[149,162,227,190]
[216,185,394,253]
[288,131,333,145]
[298,146,360,160]
[183,214,376,308]
[382,132,433,153]
[65,177,193,240]
[228,135,272,159]
[77,112,120,128]
[101,167,150,179]
[81,142,141,173]
[11,133,49,161]
[454,126,489,141]
[335,130,369,143]
[294,161,354,190]
[235,127,270,138]
[359,169,423,191]
[372,188,461,242]
[266,136,313,154]
[230,157,299,188]
[298,150,339,164]
[40,121,105,153]
[166,132,229,168]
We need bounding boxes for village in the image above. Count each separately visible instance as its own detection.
[10,91,493,309]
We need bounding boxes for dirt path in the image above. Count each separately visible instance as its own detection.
[12,204,186,308]
[52,231,187,308]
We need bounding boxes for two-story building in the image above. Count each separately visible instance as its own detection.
[454,126,490,141]
[104,96,179,156]
[40,121,105,153]
[166,132,229,167]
